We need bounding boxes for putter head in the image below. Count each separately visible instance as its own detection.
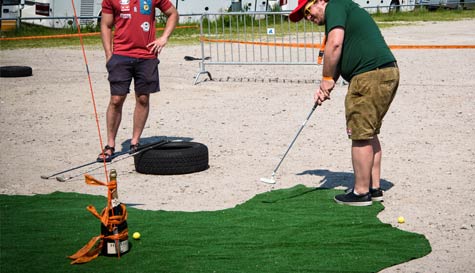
[56,176,66,182]
[40,175,49,179]
[260,177,276,184]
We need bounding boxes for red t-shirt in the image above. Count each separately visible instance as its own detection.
[102,0,173,59]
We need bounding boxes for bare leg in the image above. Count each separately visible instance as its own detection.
[131,93,150,145]
[97,95,126,160]
[351,139,374,194]
[106,95,127,148]
[370,136,382,189]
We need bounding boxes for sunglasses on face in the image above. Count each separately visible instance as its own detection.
[304,0,317,18]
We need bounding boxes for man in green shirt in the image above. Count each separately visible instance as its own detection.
[289,0,399,206]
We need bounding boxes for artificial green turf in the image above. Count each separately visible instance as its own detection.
[0,185,431,273]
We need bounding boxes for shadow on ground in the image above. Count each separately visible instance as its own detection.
[297,169,394,191]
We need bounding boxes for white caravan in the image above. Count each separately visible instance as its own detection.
[175,0,279,23]
[21,0,102,28]
[241,0,280,11]
[0,0,25,31]
[173,0,232,22]
[174,0,232,14]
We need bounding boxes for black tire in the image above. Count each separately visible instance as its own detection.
[0,66,33,77]
[134,141,209,175]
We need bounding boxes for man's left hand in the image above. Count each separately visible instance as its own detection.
[315,78,335,105]
[320,77,335,97]
[147,36,168,55]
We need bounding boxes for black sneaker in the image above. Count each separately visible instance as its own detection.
[370,188,384,202]
[334,191,372,206]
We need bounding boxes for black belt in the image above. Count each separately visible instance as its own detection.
[378,61,397,69]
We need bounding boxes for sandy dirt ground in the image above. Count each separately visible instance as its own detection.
[1,20,474,272]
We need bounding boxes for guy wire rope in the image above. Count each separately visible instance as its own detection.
[70,0,109,183]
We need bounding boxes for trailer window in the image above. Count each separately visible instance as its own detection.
[2,0,22,5]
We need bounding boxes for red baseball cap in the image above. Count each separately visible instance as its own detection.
[289,0,310,22]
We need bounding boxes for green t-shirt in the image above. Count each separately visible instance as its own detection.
[324,0,395,81]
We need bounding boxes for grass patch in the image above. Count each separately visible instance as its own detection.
[1,186,431,272]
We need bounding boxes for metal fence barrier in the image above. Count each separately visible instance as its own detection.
[3,6,473,84]
[194,11,325,85]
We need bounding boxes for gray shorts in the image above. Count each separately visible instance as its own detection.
[106,54,160,96]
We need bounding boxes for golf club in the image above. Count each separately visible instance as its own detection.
[40,160,98,180]
[260,102,318,184]
[40,141,161,180]
[56,139,169,182]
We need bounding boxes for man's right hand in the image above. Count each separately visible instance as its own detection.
[105,53,112,63]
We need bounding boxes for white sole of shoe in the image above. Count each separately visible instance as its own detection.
[334,197,373,206]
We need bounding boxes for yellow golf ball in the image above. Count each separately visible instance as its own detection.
[132,232,141,240]
[397,216,405,224]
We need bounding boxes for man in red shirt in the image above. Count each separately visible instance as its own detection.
[98,0,178,162]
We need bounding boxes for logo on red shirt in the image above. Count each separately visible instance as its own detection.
[141,22,150,32]
[120,0,130,12]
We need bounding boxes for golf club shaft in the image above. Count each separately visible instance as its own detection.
[41,144,152,180]
[57,139,169,182]
[271,103,318,174]
[40,160,98,179]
